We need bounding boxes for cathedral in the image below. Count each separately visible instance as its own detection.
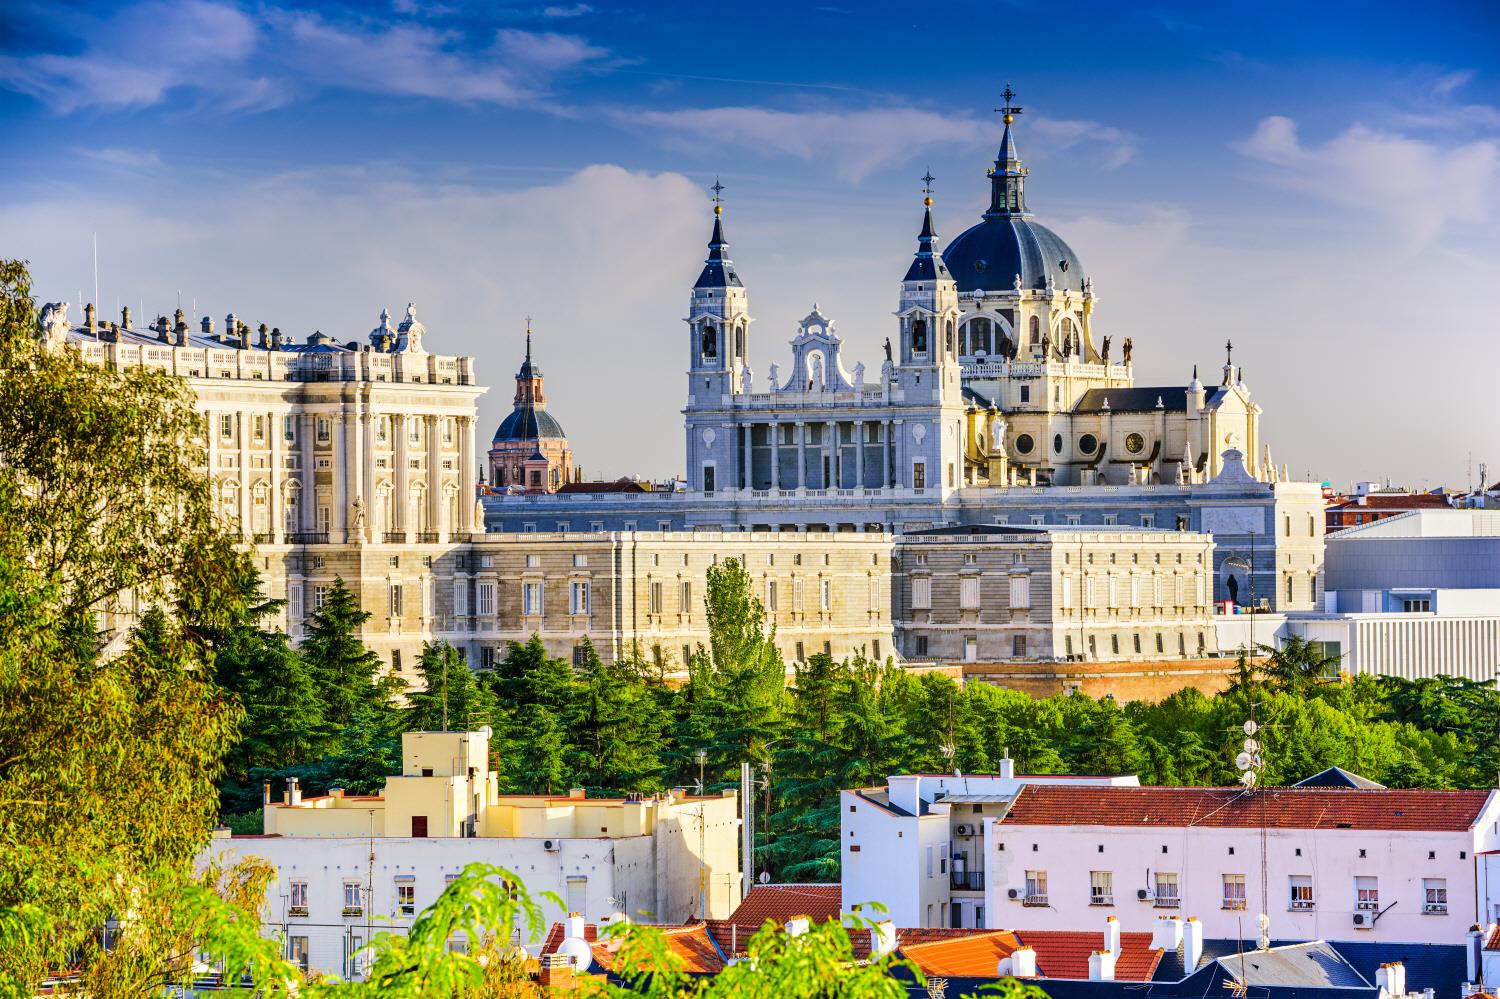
[486,94,1323,614]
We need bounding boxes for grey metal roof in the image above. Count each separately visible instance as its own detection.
[1075,387,1187,413]
[942,216,1085,294]
[694,215,743,289]
[1293,767,1386,790]
[903,206,952,283]
[1215,942,1369,989]
[493,404,566,443]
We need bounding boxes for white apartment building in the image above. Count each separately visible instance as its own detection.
[985,783,1499,946]
[203,730,741,979]
[841,760,1139,930]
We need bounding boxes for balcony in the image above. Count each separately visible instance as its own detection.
[1023,894,1048,907]
[1153,895,1181,909]
[288,905,309,918]
[416,531,440,543]
[288,532,328,545]
[383,531,407,543]
[341,906,363,918]
[1090,895,1114,907]
[1290,899,1316,911]
[951,871,985,892]
[1223,898,1247,911]
[252,532,274,545]
[1423,903,1448,915]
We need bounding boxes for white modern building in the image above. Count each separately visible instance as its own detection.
[841,761,1139,930]
[202,730,741,979]
[1216,510,1500,682]
[985,783,1499,946]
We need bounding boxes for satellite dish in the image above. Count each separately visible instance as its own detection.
[1243,720,1258,736]
[759,871,771,884]
[1257,913,1271,932]
[1235,752,1253,771]
[1240,771,1257,787]
[1243,738,1260,754]
[1257,935,1271,951]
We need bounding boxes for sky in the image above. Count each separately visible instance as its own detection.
[1,0,1497,489]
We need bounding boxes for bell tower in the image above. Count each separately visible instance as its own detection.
[686,180,751,404]
[895,173,961,401]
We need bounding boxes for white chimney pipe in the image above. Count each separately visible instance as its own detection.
[999,752,1015,780]
[1183,916,1204,970]
[1104,915,1121,956]
[785,916,811,937]
[566,913,586,941]
[1089,949,1117,981]
[1152,915,1184,951]
[1010,946,1037,978]
[1377,965,1394,997]
[1390,962,1406,997]
[870,920,897,957]
[1467,926,1484,985]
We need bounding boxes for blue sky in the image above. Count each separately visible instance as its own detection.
[2,0,1496,486]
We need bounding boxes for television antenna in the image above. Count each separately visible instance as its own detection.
[1231,707,1272,950]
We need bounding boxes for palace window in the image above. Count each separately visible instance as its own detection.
[476,582,496,617]
[912,577,932,610]
[522,581,543,616]
[570,581,589,615]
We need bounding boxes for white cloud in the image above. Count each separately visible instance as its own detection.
[621,105,1135,183]
[0,0,269,113]
[74,147,166,171]
[1235,115,1498,244]
[542,3,594,17]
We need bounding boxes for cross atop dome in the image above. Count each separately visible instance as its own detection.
[710,176,725,216]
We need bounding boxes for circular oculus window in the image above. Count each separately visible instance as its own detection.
[1125,432,1145,454]
[1014,433,1034,455]
[1079,433,1099,454]
[1052,433,1063,454]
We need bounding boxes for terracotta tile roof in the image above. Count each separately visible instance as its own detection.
[900,930,1023,977]
[1327,494,1452,510]
[541,921,599,954]
[591,924,726,974]
[1486,927,1500,951]
[1015,930,1161,981]
[1003,786,1493,831]
[702,920,976,960]
[727,883,843,926]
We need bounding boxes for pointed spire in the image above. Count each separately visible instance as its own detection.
[694,177,743,289]
[904,170,952,283]
[518,316,540,380]
[986,85,1029,219]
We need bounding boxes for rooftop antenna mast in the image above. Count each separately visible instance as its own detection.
[92,232,98,315]
[1233,706,1271,951]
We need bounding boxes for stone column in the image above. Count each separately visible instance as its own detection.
[770,421,781,490]
[270,409,283,544]
[298,414,315,533]
[459,416,476,534]
[740,424,752,491]
[827,420,838,489]
[332,407,349,542]
[362,401,377,542]
[345,405,362,543]
[237,411,251,538]
[426,415,442,538]
[855,420,866,489]
[394,414,410,540]
[796,421,807,491]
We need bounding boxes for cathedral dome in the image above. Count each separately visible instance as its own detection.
[941,216,1085,294]
[493,405,566,443]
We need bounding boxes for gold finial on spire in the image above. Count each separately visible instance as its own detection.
[711,177,725,216]
[996,83,1023,126]
[921,169,935,207]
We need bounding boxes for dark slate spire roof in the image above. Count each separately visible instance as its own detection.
[941,107,1087,294]
[903,198,952,283]
[693,209,743,289]
[518,325,539,378]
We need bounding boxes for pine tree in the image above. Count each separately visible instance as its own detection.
[222,625,327,772]
[510,703,570,794]
[408,640,496,732]
[299,577,385,728]
[567,641,667,791]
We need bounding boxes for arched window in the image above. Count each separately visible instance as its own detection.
[911,318,928,353]
[1029,315,1040,345]
[701,323,717,358]
[734,325,745,357]
[1062,317,1073,336]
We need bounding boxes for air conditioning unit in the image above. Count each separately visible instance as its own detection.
[1137,888,1153,901]
[1008,888,1020,900]
[543,839,560,852]
[1352,912,1369,927]
[955,824,972,837]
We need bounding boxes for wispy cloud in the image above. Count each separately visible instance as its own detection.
[0,0,271,113]
[619,105,1136,182]
[75,147,166,171]
[1235,115,1498,244]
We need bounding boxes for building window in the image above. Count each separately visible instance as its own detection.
[649,580,663,614]
[1424,878,1448,913]
[820,578,832,611]
[1223,874,1247,910]
[1019,384,1030,404]
[1009,575,1030,609]
[1355,876,1379,911]
[288,583,304,621]
[389,584,403,616]
[219,413,234,439]
[914,635,929,657]
[964,635,978,662]
[522,581,543,616]
[476,581,496,617]
[765,579,778,611]
[1013,635,1027,658]
[397,881,416,916]
[1024,871,1048,905]
[703,465,716,494]
[453,580,468,617]
[681,580,693,614]
[960,576,981,609]
[288,935,310,971]
[912,577,932,609]
[1154,872,1180,907]
[912,319,928,353]
[343,881,363,913]
[1402,598,1432,612]
[1089,871,1113,906]
[289,880,309,916]
[570,581,589,615]
[1289,875,1314,910]
[316,418,330,443]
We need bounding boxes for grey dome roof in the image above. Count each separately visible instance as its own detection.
[493,405,566,443]
[941,216,1085,294]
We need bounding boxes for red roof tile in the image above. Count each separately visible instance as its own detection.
[1486,927,1500,952]
[541,921,599,954]
[589,924,726,974]
[900,931,1023,977]
[727,883,843,927]
[1016,930,1161,981]
[1003,786,1492,832]
[1327,495,1451,510]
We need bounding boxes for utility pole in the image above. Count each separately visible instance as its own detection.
[740,761,754,900]
[696,748,707,917]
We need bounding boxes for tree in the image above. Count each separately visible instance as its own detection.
[509,703,570,794]
[1258,635,1341,695]
[0,260,253,992]
[693,559,787,775]
[220,620,328,774]
[409,641,496,733]
[568,641,668,792]
[301,577,391,728]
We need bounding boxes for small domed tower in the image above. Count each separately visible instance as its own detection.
[488,324,573,493]
[686,181,751,402]
[895,174,962,401]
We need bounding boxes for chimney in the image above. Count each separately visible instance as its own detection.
[569,787,586,800]
[1152,915,1184,951]
[1467,925,1484,985]
[85,302,97,334]
[225,313,236,344]
[201,315,214,337]
[1377,964,1396,997]
[271,327,283,350]
[1183,916,1203,970]
[285,776,301,806]
[1010,946,1037,978]
[258,322,270,348]
[329,787,345,799]
[1089,949,1117,981]
[538,953,574,990]
[785,916,810,937]
[156,316,171,342]
[1103,915,1121,956]
[121,305,131,328]
[1389,962,1406,997]
[998,749,1015,780]
[566,912,586,941]
[262,780,272,807]
[870,920,897,957]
